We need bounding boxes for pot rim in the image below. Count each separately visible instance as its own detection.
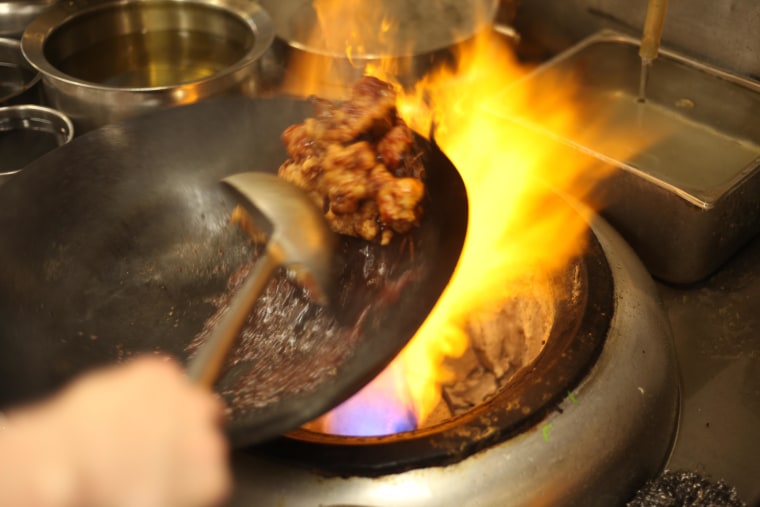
[0,37,41,104]
[253,225,614,476]
[20,0,274,93]
[0,103,74,179]
[0,0,57,38]
[259,0,499,60]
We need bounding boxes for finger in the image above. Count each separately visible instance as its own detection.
[171,417,231,507]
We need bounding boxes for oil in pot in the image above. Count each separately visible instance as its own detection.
[52,30,251,87]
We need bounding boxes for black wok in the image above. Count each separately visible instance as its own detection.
[0,97,467,445]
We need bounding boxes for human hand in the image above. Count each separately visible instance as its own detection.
[2,355,231,507]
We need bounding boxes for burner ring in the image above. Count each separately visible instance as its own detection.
[254,227,614,476]
[235,212,681,507]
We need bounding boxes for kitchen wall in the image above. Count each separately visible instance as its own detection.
[509,0,760,80]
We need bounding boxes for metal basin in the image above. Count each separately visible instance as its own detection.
[489,30,760,284]
[258,0,501,95]
[0,104,73,185]
[0,0,56,38]
[21,0,274,132]
[0,37,40,105]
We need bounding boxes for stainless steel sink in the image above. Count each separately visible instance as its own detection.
[488,30,760,284]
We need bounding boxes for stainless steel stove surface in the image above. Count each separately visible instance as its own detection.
[225,224,760,506]
[2,0,755,501]
[659,232,760,506]
[223,213,680,507]
[241,19,758,503]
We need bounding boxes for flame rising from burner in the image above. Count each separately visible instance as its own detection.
[313,0,395,61]
[367,34,605,430]
[290,3,663,436]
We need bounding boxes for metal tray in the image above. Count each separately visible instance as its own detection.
[489,30,760,284]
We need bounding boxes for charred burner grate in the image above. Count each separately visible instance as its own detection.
[428,283,555,426]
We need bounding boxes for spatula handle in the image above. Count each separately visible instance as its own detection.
[187,250,279,387]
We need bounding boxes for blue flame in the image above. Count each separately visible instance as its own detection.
[326,367,418,436]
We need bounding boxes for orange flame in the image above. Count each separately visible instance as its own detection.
[280,0,402,98]
[292,3,664,434]
[387,33,606,425]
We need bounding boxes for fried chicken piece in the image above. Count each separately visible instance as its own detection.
[377,123,414,173]
[326,200,383,243]
[277,76,426,245]
[377,177,425,233]
[311,78,397,143]
[319,143,375,214]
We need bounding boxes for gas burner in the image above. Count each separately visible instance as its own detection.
[230,211,681,507]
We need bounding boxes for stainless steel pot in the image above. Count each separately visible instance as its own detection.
[0,37,41,105]
[264,0,501,58]
[21,0,274,132]
[0,0,56,38]
[259,0,512,95]
[0,104,73,185]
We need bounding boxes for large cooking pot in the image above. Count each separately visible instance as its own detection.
[0,37,41,105]
[21,0,274,132]
[259,0,514,94]
[0,0,55,38]
[0,97,467,445]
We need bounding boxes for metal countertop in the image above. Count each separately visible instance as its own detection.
[227,228,760,506]
[659,232,760,506]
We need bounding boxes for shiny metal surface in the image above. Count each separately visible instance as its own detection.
[0,0,56,38]
[260,0,499,58]
[660,232,760,505]
[0,104,73,184]
[512,0,760,80]
[226,212,680,507]
[490,31,760,284]
[0,37,40,105]
[21,0,273,132]
[259,0,502,95]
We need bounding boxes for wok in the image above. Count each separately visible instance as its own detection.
[0,97,467,446]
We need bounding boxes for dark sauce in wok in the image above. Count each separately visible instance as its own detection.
[187,236,422,420]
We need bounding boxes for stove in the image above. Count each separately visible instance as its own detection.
[659,235,760,506]
[218,7,760,504]
[226,211,681,507]
[4,0,756,502]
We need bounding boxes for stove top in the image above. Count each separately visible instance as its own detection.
[224,217,760,506]
[225,212,683,507]
[659,233,760,505]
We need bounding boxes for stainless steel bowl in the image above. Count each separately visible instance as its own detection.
[259,0,502,96]
[21,0,274,132]
[0,37,41,105]
[0,0,57,38]
[0,104,73,185]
